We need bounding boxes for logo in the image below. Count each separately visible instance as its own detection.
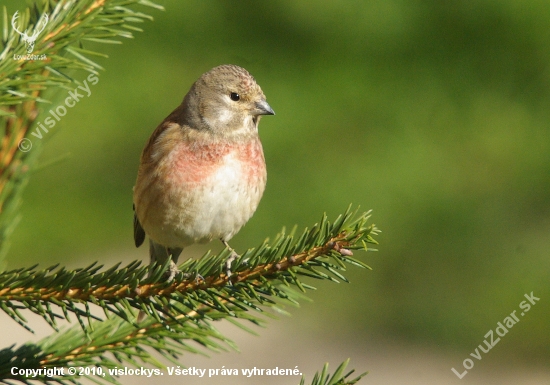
[11,11,49,54]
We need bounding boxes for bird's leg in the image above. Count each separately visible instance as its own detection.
[138,244,182,321]
[221,240,241,279]
[150,242,181,280]
[165,248,181,282]
[166,247,203,283]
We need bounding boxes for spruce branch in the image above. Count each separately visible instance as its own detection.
[0,209,377,384]
[299,359,367,385]
[0,0,162,262]
[0,316,233,385]
[1,319,366,385]
[0,207,379,333]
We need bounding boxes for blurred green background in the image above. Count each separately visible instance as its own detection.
[4,0,549,371]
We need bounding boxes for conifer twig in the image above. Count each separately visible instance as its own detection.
[0,0,162,263]
[0,207,379,333]
[0,207,377,385]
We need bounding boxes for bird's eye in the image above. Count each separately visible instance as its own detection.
[230,92,240,101]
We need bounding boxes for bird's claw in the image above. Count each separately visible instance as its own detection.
[224,250,240,283]
[164,260,180,283]
[188,272,204,284]
[168,265,204,284]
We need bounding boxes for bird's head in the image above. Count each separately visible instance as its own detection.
[184,64,275,137]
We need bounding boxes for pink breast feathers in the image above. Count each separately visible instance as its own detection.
[237,139,266,182]
[166,139,265,186]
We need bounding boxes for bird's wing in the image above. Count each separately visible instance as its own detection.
[133,204,145,248]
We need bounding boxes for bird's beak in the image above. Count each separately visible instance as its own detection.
[254,99,275,116]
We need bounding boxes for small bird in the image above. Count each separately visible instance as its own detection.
[133,65,274,289]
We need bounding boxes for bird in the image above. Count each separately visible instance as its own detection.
[133,64,275,295]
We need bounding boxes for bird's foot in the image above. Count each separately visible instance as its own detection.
[222,239,248,285]
[224,250,240,281]
[166,262,204,284]
[164,260,180,282]
[186,272,205,284]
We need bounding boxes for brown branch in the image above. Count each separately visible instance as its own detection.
[0,79,44,212]
[40,292,226,366]
[1,235,357,303]
[43,0,107,43]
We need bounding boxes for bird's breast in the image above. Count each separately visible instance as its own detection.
[148,137,267,247]
[167,138,266,186]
